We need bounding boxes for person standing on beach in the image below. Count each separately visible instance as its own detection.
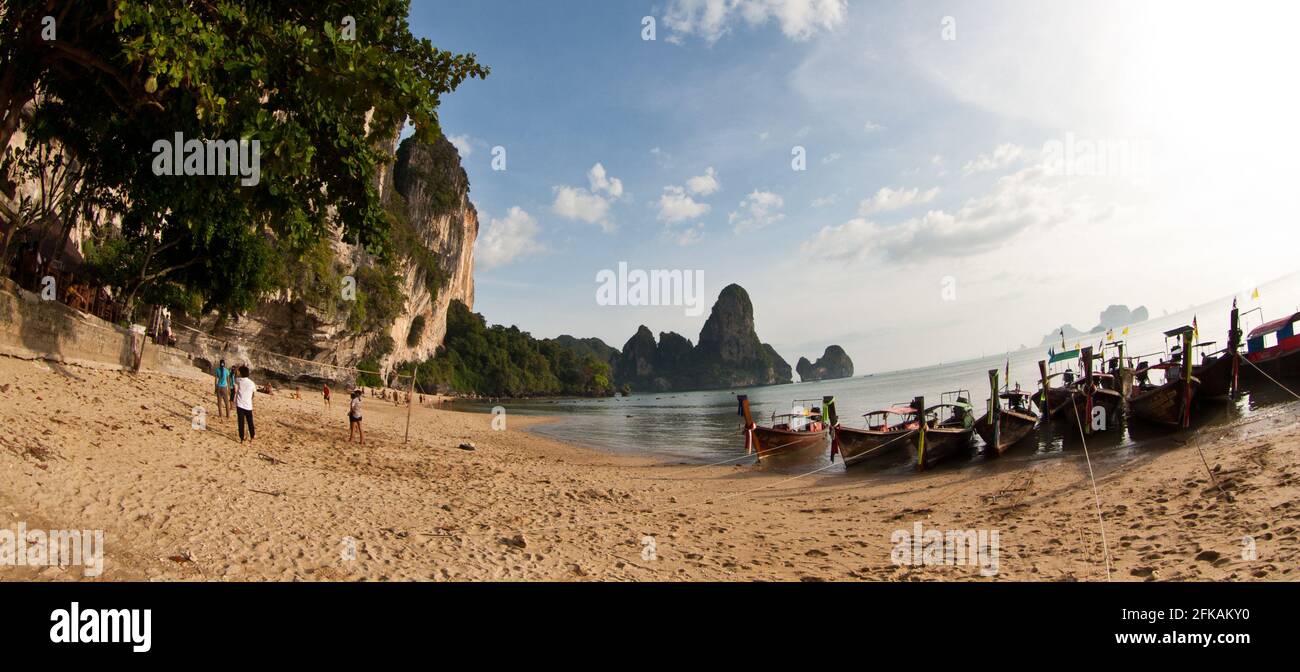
[214,359,232,419]
[323,383,332,409]
[234,365,257,445]
[348,390,364,445]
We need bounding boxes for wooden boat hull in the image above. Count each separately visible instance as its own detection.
[1063,388,1124,429]
[917,427,974,469]
[973,410,1038,455]
[1128,379,1199,428]
[834,425,915,468]
[1031,387,1073,419]
[1193,353,1236,399]
[1036,387,1122,429]
[1242,348,1300,382]
[751,426,826,458]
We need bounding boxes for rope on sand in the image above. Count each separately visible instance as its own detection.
[1069,401,1113,582]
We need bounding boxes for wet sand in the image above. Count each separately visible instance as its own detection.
[1,354,1296,581]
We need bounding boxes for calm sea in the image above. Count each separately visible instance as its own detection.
[456,273,1300,474]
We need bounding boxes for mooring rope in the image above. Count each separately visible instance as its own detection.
[1069,400,1113,581]
[1241,356,1300,401]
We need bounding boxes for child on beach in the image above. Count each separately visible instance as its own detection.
[234,365,256,445]
[348,390,364,445]
[323,383,331,409]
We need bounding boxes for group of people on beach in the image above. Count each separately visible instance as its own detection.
[212,360,367,446]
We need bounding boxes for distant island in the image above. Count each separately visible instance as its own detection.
[796,345,855,382]
[614,284,792,392]
[1040,304,1149,346]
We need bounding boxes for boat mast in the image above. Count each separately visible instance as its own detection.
[987,369,1001,450]
[1229,305,1241,395]
[1081,346,1095,435]
[1181,330,1194,428]
[914,394,927,471]
[1037,359,1050,418]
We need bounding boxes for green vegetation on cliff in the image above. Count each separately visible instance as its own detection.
[397,301,615,397]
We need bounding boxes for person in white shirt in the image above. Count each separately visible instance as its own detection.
[348,390,364,445]
[234,365,257,444]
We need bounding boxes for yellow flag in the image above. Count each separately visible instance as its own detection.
[1252,288,1260,300]
[1122,327,1129,335]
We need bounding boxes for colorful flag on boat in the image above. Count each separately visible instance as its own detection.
[1193,316,1199,341]
[1253,288,1260,300]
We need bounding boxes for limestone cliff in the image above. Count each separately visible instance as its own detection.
[188,130,477,382]
[796,345,854,382]
[614,284,793,392]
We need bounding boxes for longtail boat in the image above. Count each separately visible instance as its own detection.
[1036,348,1121,432]
[1238,303,1300,384]
[830,398,922,468]
[1128,328,1199,428]
[975,369,1038,456]
[1033,347,1081,419]
[737,395,828,460]
[1071,346,1124,432]
[1189,307,1241,399]
[916,391,975,470]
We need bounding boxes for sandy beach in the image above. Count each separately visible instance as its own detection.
[1,354,1295,582]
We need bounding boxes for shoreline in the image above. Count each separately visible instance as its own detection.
[1,353,1295,581]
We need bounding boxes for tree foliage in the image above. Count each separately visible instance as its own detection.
[405,301,616,398]
[2,0,487,320]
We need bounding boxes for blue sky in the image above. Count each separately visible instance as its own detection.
[409,0,1300,374]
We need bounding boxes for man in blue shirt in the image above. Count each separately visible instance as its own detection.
[214,359,232,419]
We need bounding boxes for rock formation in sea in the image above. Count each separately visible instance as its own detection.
[1040,304,1150,346]
[795,345,855,382]
[614,284,793,392]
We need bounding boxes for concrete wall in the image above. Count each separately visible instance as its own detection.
[0,282,198,378]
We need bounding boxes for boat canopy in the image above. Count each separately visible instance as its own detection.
[1247,312,1300,340]
[1048,348,1080,364]
[867,405,918,416]
[1164,325,1194,338]
[927,401,972,412]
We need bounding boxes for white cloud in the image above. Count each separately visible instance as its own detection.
[477,207,545,269]
[663,0,848,44]
[551,163,624,232]
[447,134,474,157]
[685,167,721,196]
[587,162,623,198]
[673,223,706,246]
[863,120,884,133]
[650,146,672,167]
[821,152,842,165]
[806,165,1111,263]
[657,185,712,222]
[447,135,473,158]
[812,194,838,208]
[962,143,1025,176]
[857,186,939,215]
[729,190,785,233]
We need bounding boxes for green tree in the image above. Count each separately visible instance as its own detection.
[2,0,487,319]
